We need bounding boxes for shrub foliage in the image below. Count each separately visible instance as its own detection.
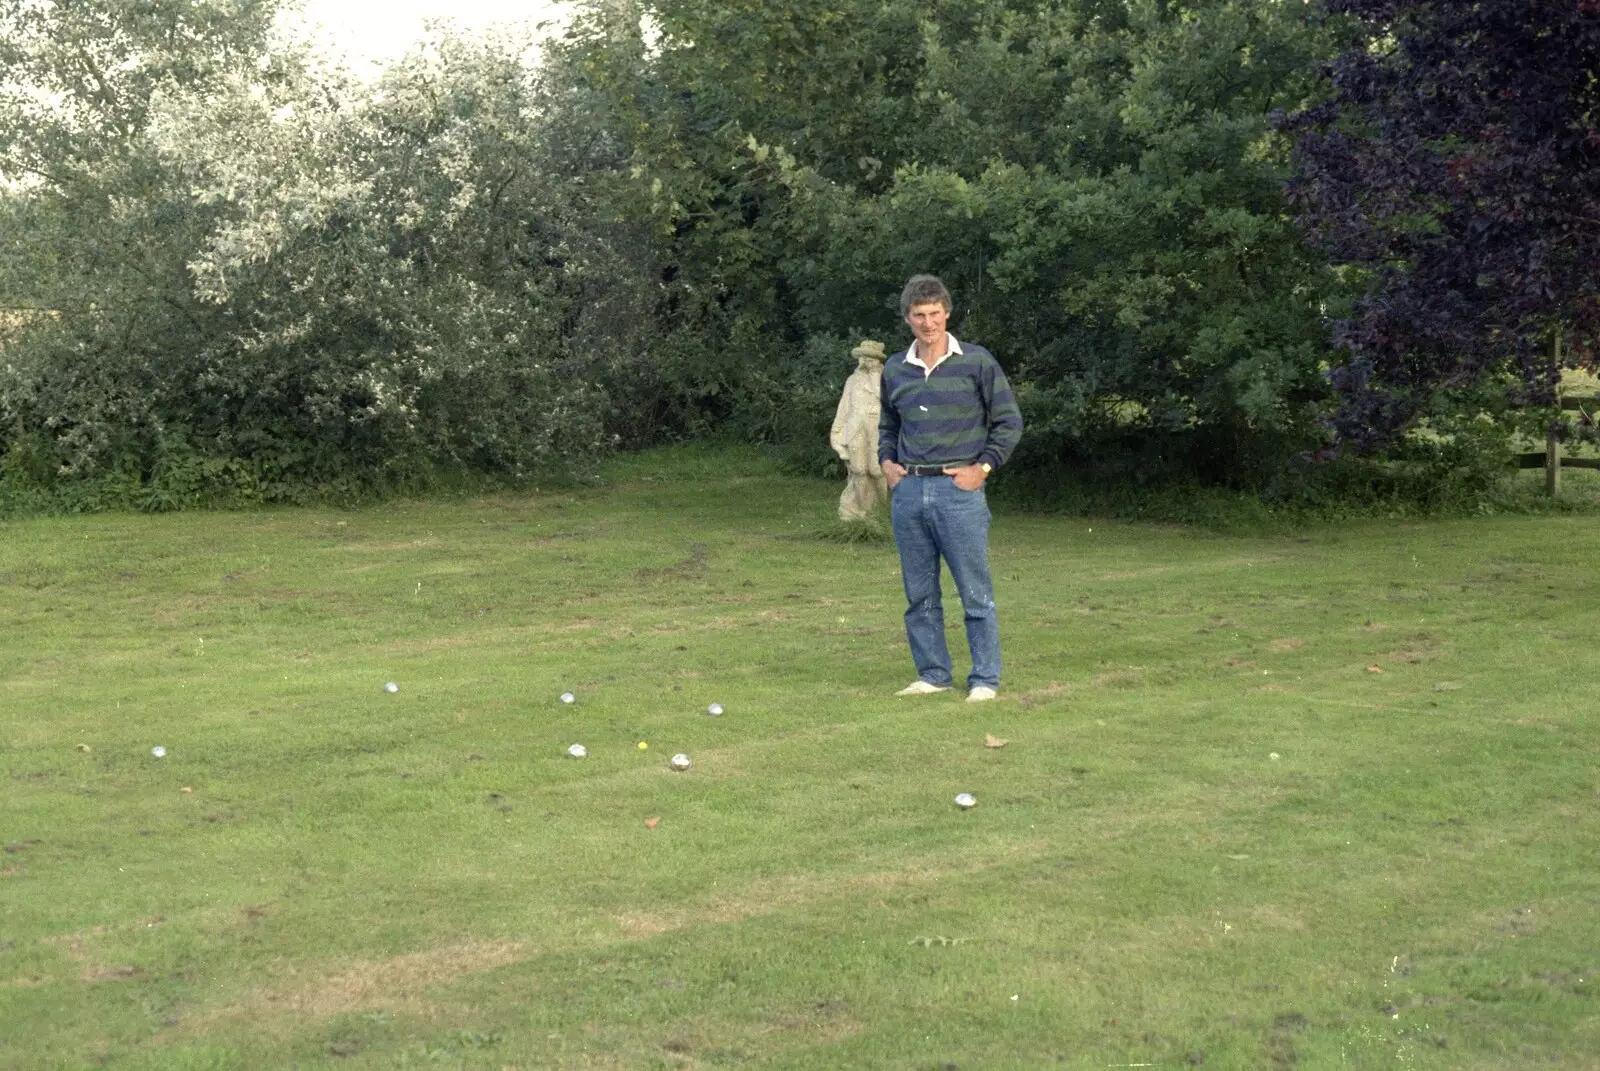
[2,0,1568,509]
[559,0,1359,485]
[1282,0,1600,452]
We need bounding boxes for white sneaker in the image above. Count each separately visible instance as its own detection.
[896,680,951,696]
[966,686,998,702]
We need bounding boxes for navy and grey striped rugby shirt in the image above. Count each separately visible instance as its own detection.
[877,335,1023,470]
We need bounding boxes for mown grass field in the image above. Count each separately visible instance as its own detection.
[3,448,1598,1069]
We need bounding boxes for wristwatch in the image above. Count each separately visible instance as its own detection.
[979,462,992,475]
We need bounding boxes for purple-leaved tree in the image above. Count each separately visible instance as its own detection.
[1282,0,1600,452]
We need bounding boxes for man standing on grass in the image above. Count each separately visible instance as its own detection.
[879,274,1023,702]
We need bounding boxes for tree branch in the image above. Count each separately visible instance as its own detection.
[70,40,130,140]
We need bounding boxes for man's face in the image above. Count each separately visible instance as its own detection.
[905,301,949,352]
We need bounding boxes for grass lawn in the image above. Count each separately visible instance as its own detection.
[2,447,1597,1069]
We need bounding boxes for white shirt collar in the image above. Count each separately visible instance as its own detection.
[905,334,963,373]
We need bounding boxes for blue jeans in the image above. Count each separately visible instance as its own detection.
[890,475,1001,690]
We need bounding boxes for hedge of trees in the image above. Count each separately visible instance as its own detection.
[0,0,1593,510]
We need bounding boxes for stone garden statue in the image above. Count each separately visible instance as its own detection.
[829,340,888,520]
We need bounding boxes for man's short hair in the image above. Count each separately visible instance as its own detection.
[899,274,952,318]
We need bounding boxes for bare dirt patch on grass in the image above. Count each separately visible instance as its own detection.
[39,923,115,971]
[637,544,709,581]
[199,939,527,1027]
[572,997,868,1071]
[614,843,1048,942]
[37,919,172,982]
[199,850,1045,1035]
[614,845,1049,934]
[327,539,442,552]
[1375,631,1447,665]
[614,913,675,940]
[1092,668,1147,688]
[1096,556,1282,583]
[1014,680,1081,708]
[380,626,541,654]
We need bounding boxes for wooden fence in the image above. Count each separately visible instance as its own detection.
[1517,394,1600,494]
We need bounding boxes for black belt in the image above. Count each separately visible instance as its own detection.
[903,464,962,476]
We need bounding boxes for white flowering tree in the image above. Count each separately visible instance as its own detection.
[0,0,286,500]
[0,1,651,507]
[150,30,652,494]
